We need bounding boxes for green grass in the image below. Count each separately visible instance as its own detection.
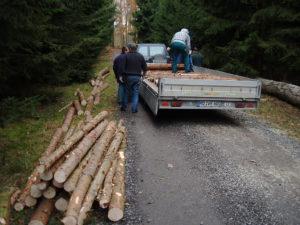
[0,48,117,224]
[249,95,300,140]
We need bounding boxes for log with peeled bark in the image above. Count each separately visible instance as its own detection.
[40,153,66,182]
[43,186,56,199]
[260,78,300,107]
[73,100,83,116]
[54,120,109,183]
[52,179,64,189]
[84,96,94,118]
[55,197,68,212]
[38,111,109,174]
[91,81,104,97]
[77,128,125,225]
[75,89,87,106]
[147,63,184,70]
[64,125,75,142]
[97,67,109,79]
[41,128,64,162]
[108,137,126,222]
[63,121,118,225]
[37,182,49,191]
[28,198,54,225]
[63,149,93,193]
[25,195,37,207]
[62,106,76,133]
[30,185,42,198]
[98,158,118,208]
[93,83,109,105]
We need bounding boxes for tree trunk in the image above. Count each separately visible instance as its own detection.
[28,198,54,225]
[75,89,87,106]
[260,78,300,107]
[73,100,83,116]
[98,159,118,209]
[25,195,37,207]
[63,149,93,193]
[62,106,76,133]
[63,121,117,225]
[97,67,109,79]
[63,126,75,142]
[55,197,68,212]
[38,111,108,174]
[54,120,109,183]
[40,128,64,162]
[77,128,125,225]
[147,63,184,70]
[84,96,94,117]
[42,186,56,199]
[108,137,126,222]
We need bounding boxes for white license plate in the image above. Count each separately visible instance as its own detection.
[196,101,234,108]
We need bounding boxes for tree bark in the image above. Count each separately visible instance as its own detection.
[73,100,83,116]
[28,198,54,225]
[98,159,118,209]
[77,128,125,225]
[260,78,300,107]
[63,121,117,225]
[108,137,126,222]
[54,120,109,183]
[38,111,108,174]
[84,96,94,117]
[62,106,76,133]
[63,149,93,193]
[64,126,75,142]
[75,89,87,106]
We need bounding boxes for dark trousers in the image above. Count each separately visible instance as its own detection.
[122,75,141,112]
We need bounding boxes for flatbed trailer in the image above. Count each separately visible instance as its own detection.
[140,65,262,115]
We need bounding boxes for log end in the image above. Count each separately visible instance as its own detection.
[0,217,7,225]
[54,170,67,184]
[78,110,84,116]
[108,208,124,222]
[63,184,74,193]
[81,100,87,106]
[99,200,109,209]
[55,198,68,212]
[62,216,77,225]
[28,220,44,225]
[25,196,37,207]
[14,202,24,212]
[40,170,53,181]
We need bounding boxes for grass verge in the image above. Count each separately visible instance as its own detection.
[0,48,117,224]
[249,95,300,140]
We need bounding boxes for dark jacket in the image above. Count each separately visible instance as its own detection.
[122,52,147,76]
[113,53,127,82]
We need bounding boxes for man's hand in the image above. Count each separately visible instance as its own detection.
[119,76,124,83]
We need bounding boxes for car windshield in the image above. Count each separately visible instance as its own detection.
[149,46,164,57]
[138,46,148,57]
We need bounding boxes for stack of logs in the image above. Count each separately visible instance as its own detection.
[11,68,127,225]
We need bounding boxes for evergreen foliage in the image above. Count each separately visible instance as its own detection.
[133,0,300,84]
[0,0,114,97]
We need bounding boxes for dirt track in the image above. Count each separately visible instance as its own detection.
[117,104,300,225]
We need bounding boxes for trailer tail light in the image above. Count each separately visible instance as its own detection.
[171,101,182,107]
[235,102,246,108]
[245,102,256,108]
[161,101,169,107]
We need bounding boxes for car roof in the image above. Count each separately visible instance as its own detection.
[138,43,166,46]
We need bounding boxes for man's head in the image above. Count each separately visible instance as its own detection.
[181,28,189,34]
[121,46,128,54]
[127,43,137,52]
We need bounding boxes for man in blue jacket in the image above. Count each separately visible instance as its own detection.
[170,28,191,73]
[113,46,127,106]
[121,43,147,113]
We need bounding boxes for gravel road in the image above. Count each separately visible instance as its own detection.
[112,101,300,225]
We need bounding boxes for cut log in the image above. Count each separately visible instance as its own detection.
[63,149,93,193]
[260,78,300,107]
[84,96,94,117]
[0,190,13,225]
[108,137,126,222]
[25,195,37,207]
[54,120,109,183]
[98,159,118,208]
[30,185,42,198]
[63,121,117,225]
[37,182,49,191]
[147,63,184,70]
[28,198,54,225]
[43,186,56,199]
[64,126,76,142]
[89,79,96,87]
[52,179,64,189]
[77,128,125,225]
[73,100,83,116]
[98,67,109,78]
[40,128,64,162]
[55,197,68,212]
[10,189,21,207]
[38,111,109,174]
[75,89,87,106]
[62,106,76,133]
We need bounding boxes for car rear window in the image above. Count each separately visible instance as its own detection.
[149,46,165,57]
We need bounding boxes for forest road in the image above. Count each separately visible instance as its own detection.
[119,101,300,225]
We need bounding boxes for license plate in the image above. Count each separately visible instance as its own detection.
[196,101,233,108]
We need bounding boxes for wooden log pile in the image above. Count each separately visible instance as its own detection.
[12,67,127,224]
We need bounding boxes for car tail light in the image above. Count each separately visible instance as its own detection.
[235,102,246,108]
[161,101,169,107]
[171,101,182,107]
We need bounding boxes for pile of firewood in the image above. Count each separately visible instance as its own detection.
[11,68,127,225]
